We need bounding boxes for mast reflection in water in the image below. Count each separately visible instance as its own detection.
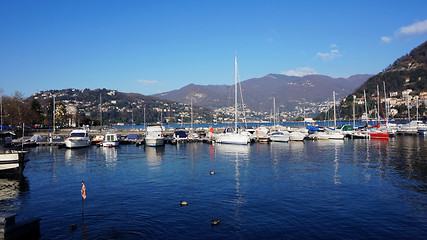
[0,136,425,239]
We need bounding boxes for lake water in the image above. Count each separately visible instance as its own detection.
[1,136,426,239]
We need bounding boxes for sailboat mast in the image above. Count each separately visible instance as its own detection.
[99,93,102,126]
[364,89,368,125]
[234,56,238,132]
[377,85,380,124]
[407,97,411,121]
[383,81,388,124]
[333,91,336,129]
[416,97,419,121]
[353,95,356,128]
[273,97,276,127]
[191,97,193,132]
[143,105,146,130]
[53,96,56,134]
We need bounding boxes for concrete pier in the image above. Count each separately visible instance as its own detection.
[0,213,40,240]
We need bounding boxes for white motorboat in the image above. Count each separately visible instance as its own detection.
[311,131,330,140]
[215,127,251,145]
[327,131,345,140]
[398,120,425,135]
[0,150,28,174]
[145,126,164,147]
[253,126,270,142]
[289,131,306,141]
[65,128,90,148]
[102,133,119,147]
[269,131,290,142]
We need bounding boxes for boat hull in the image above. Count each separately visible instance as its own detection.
[269,132,290,142]
[289,132,305,141]
[65,139,91,148]
[102,141,120,147]
[0,151,28,174]
[145,138,164,147]
[215,133,250,145]
[369,132,389,139]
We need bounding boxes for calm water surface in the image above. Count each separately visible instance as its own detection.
[1,136,426,239]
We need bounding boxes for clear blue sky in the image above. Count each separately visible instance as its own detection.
[1,0,427,97]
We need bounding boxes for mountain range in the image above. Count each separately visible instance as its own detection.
[154,74,372,111]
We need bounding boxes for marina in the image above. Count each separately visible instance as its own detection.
[0,127,426,239]
[2,1,427,239]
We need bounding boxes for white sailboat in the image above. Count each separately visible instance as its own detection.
[215,56,250,145]
[327,91,345,140]
[269,97,289,142]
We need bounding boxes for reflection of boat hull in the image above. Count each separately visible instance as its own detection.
[0,151,28,174]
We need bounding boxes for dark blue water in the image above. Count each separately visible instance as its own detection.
[1,136,426,239]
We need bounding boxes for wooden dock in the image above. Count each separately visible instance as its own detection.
[36,142,65,148]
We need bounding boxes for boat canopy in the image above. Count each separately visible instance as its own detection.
[174,131,187,138]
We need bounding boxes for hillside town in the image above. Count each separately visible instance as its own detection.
[6,85,422,129]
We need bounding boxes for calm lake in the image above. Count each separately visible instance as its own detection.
[1,136,426,239]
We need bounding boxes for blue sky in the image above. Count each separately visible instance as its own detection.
[1,0,427,97]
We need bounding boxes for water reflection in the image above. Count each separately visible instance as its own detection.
[64,148,90,163]
[101,147,118,167]
[145,146,165,167]
[213,143,250,222]
[331,140,344,185]
[0,175,29,211]
[214,143,250,157]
